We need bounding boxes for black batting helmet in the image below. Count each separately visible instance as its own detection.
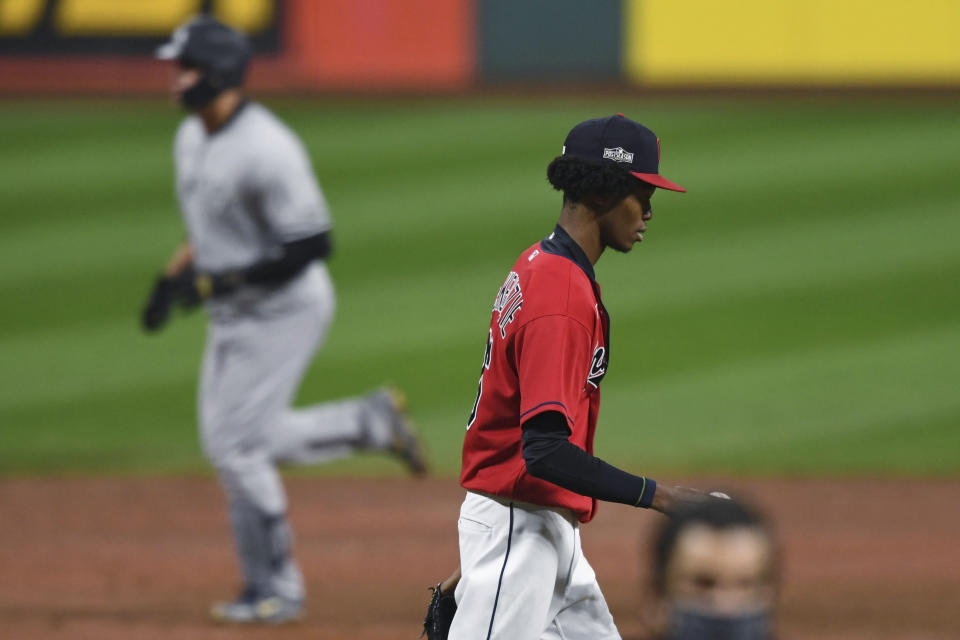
[156,14,251,108]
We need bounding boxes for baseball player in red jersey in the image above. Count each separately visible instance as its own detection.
[440,115,712,640]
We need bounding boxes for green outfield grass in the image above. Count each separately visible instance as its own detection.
[1,95,958,476]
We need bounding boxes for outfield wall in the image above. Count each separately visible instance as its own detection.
[625,0,960,87]
[0,0,957,93]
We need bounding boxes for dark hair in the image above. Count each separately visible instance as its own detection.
[651,498,774,594]
[546,156,646,214]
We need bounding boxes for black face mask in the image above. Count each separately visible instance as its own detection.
[667,607,771,640]
[179,72,225,110]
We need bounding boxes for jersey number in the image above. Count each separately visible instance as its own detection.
[466,329,494,430]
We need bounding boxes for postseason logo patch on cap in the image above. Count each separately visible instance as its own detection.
[602,147,634,163]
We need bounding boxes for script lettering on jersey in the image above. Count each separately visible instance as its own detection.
[493,271,523,338]
[587,346,607,388]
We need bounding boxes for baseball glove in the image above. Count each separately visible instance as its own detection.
[421,582,457,640]
[140,268,202,332]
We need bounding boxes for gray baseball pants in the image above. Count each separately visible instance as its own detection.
[198,269,376,600]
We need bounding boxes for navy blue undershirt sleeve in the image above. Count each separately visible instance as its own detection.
[521,410,656,508]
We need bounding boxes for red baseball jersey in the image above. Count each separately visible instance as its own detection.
[460,225,610,523]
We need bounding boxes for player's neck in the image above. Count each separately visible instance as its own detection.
[198,90,245,133]
[557,206,604,266]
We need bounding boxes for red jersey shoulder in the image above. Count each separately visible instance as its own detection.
[496,244,596,336]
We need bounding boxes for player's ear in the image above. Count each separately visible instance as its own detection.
[582,193,618,217]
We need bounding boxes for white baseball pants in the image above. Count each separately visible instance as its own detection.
[450,491,621,640]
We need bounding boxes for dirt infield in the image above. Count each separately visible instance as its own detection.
[1,476,957,640]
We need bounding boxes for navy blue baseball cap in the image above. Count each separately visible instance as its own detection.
[156,15,251,86]
[562,114,686,192]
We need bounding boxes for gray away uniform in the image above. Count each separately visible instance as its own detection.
[174,102,396,601]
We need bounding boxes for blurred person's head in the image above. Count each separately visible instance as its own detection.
[156,14,251,112]
[649,497,778,640]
